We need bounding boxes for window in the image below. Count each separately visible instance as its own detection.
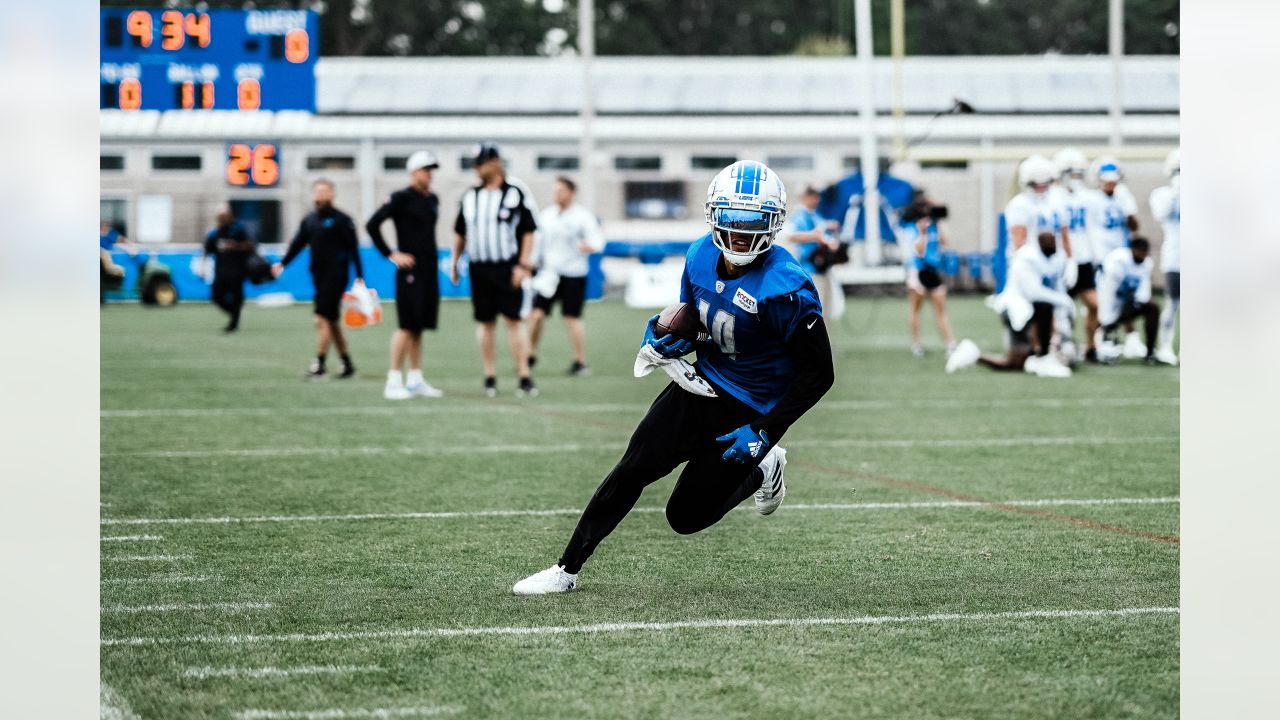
[841,156,893,175]
[691,155,737,171]
[101,154,126,171]
[151,154,202,171]
[615,155,662,171]
[383,156,409,171]
[229,199,282,245]
[624,181,687,220]
[306,155,355,171]
[537,155,580,171]
[100,198,128,236]
[767,155,815,171]
[920,160,970,171]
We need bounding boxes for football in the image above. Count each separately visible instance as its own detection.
[655,302,708,342]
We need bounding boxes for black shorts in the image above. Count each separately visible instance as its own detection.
[531,275,588,318]
[1166,271,1180,301]
[395,268,439,331]
[1069,262,1097,296]
[917,266,943,291]
[469,260,522,323]
[313,270,347,321]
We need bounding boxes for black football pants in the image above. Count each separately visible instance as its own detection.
[558,382,769,574]
[212,277,245,326]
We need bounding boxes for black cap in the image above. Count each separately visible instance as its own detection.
[472,142,501,164]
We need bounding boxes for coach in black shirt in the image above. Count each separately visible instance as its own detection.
[273,179,364,379]
[449,142,539,397]
[366,150,445,400]
[203,204,255,333]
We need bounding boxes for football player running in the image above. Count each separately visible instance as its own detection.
[1051,148,1099,360]
[1149,149,1180,365]
[1094,237,1171,365]
[513,161,835,594]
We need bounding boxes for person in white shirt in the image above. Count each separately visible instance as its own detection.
[528,176,605,376]
[1094,237,1172,366]
[947,231,1075,378]
[1051,148,1100,360]
[1149,149,1180,365]
[1084,157,1146,360]
[1004,155,1073,261]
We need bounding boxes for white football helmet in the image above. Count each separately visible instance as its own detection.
[1164,148,1180,178]
[1092,156,1124,184]
[1053,148,1088,185]
[704,161,788,266]
[1018,155,1056,193]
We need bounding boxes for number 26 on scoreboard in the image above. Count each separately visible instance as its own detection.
[226,144,280,187]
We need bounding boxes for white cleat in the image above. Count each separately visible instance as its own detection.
[946,339,980,374]
[1031,354,1073,378]
[384,383,412,400]
[1153,347,1179,366]
[1122,332,1148,359]
[754,446,787,516]
[406,380,444,398]
[512,565,577,595]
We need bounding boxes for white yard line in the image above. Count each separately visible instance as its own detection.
[103,606,1177,648]
[99,496,1179,527]
[102,575,210,586]
[101,535,163,542]
[101,396,1177,419]
[103,435,1177,460]
[103,554,193,562]
[183,665,382,680]
[103,602,272,614]
[100,683,142,720]
[233,706,462,720]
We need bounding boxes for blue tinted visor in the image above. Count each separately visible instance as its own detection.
[713,208,773,233]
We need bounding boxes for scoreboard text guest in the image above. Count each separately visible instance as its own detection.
[99,8,318,112]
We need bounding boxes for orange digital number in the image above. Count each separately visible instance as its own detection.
[227,144,252,186]
[184,13,211,48]
[237,79,261,111]
[180,82,195,110]
[201,82,215,109]
[126,10,153,48]
[285,29,310,63]
[161,10,184,50]
[251,145,280,186]
[119,78,142,111]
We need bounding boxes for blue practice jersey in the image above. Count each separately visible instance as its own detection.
[680,234,823,414]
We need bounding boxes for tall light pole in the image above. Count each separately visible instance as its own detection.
[855,0,881,264]
[578,0,596,214]
[1109,0,1124,148]
[890,0,906,160]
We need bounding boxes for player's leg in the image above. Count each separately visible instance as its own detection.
[497,275,535,396]
[562,277,589,374]
[907,286,925,356]
[566,317,587,368]
[477,321,497,383]
[1139,301,1162,363]
[978,314,1032,371]
[1157,271,1179,362]
[928,286,957,350]
[227,280,244,330]
[527,306,547,366]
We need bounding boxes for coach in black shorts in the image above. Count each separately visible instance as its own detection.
[449,142,539,397]
[367,150,445,400]
[273,179,363,379]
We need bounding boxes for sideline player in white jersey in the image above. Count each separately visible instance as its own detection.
[1149,149,1180,365]
[1083,157,1145,359]
[1094,237,1172,365]
[1004,155,1073,261]
[1051,148,1100,360]
[947,231,1075,378]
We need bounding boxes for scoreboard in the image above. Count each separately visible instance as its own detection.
[100,8,317,112]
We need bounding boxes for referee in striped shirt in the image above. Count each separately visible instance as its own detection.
[449,142,540,397]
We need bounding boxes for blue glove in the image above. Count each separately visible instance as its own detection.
[717,425,770,464]
[642,314,694,359]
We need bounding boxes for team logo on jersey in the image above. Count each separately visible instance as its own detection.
[715,280,725,293]
[733,288,758,314]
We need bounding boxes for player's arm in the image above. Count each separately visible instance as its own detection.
[365,196,401,263]
[513,204,538,287]
[273,222,309,276]
[580,213,605,255]
[750,312,835,442]
[1013,260,1073,311]
[450,206,467,285]
[345,216,364,281]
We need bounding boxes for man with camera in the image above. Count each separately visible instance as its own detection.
[901,197,957,358]
[781,187,845,319]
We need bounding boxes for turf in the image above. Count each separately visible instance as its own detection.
[101,296,1179,719]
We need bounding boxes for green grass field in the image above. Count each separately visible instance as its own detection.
[100,296,1179,720]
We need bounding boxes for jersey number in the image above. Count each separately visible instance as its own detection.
[697,300,737,355]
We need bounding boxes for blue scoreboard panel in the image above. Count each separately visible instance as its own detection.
[100,8,318,112]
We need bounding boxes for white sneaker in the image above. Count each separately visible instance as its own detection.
[946,339,980,374]
[384,383,412,400]
[1022,354,1042,375]
[754,446,787,516]
[1153,347,1179,366]
[406,380,444,398]
[1032,354,1073,378]
[512,565,577,595]
[1123,332,1148,359]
